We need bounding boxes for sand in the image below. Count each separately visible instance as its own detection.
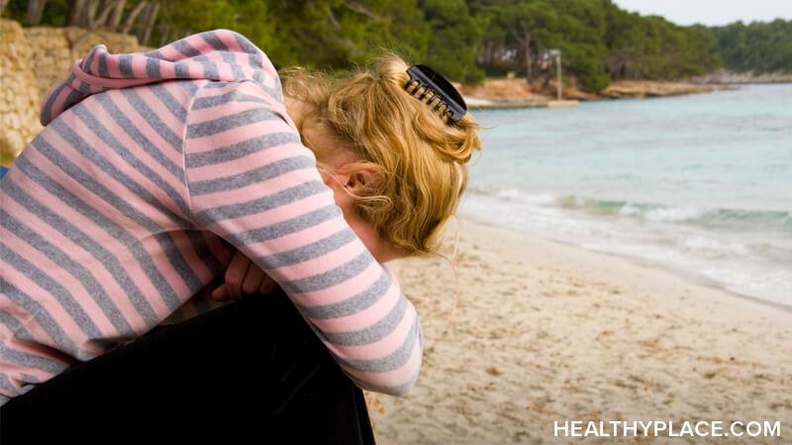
[368,220,792,444]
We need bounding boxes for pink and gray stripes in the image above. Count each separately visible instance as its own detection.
[1,30,422,398]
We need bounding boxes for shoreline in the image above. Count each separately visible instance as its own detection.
[464,217,792,314]
[466,80,792,110]
[455,218,791,328]
[371,219,792,444]
[461,78,735,109]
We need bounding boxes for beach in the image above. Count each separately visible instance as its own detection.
[1,19,789,445]
[369,219,792,444]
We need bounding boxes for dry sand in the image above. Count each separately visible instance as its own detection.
[369,220,792,444]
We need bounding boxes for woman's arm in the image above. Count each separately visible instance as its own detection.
[183,80,422,396]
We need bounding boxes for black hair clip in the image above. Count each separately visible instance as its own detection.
[405,65,467,124]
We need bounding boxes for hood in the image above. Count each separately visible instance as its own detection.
[41,29,277,125]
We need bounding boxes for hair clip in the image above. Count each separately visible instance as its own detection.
[404,65,467,124]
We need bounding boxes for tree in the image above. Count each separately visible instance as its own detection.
[476,0,559,81]
[24,0,46,24]
[9,0,780,90]
[419,0,484,83]
[545,0,609,90]
[709,19,792,73]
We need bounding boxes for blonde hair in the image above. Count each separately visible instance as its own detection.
[282,55,481,255]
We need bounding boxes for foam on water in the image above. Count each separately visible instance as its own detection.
[464,84,792,306]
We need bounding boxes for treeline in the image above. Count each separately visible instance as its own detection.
[707,19,792,74]
[470,0,719,90]
[2,0,789,91]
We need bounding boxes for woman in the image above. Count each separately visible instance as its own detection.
[0,29,480,442]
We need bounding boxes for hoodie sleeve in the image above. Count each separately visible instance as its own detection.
[183,79,422,396]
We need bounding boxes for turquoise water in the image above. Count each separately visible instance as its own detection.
[462,84,792,306]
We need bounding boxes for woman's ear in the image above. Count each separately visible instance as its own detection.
[345,167,382,195]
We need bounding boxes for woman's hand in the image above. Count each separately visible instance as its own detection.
[211,250,277,301]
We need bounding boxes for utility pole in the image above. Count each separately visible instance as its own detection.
[548,49,562,100]
[546,49,577,108]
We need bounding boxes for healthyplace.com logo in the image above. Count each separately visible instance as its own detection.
[554,420,782,438]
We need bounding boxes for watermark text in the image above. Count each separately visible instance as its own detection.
[554,420,781,438]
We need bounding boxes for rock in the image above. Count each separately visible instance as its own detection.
[0,19,42,164]
[0,20,147,164]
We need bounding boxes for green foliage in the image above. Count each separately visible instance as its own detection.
[154,0,266,46]
[7,0,790,90]
[604,9,720,80]
[709,19,792,73]
[475,0,611,89]
[256,0,431,70]
[420,0,484,83]
[5,0,69,25]
[473,0,723,90]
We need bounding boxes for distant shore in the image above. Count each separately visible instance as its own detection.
[692,69,792,85]
[460,78,734,109]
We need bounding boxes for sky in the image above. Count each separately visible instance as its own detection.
[611,0,792,26]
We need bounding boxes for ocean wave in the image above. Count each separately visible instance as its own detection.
[460,189,792,305]
[625,203,791,232]
[510,191,792,232]
[468,188,792,231]
[674,235,753,259]
[469,186,558,206]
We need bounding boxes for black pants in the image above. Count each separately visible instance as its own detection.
[0,292,376,444]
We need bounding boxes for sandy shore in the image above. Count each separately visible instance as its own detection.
[369,220,792,444]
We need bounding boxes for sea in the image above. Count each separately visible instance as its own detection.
[461,84,792,307]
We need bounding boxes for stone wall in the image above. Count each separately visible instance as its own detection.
[24,26,141,99]
[1,19,42,164]
[0,19,143,164]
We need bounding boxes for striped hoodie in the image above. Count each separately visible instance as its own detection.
[0,29,422,398]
